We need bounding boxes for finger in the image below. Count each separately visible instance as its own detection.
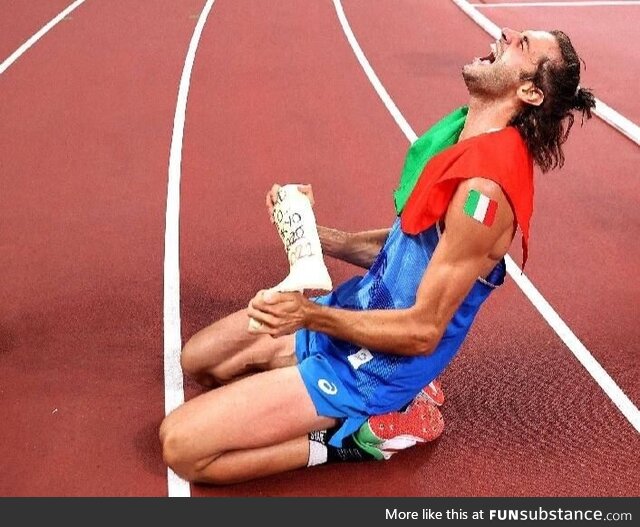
[251,296,282,315]
[247,317,265,332]
[249,290,264,304]
[247,305,280,328]
[247,316,286,338]
[256,291,297,311]
[269,184,281,204]
[298,184,314,205]
[248,321,276,336]
[266,189,278,223]
[248,290,268,310]
[266,184,280,206]
[262,289,285,304]
[249,290,272,309]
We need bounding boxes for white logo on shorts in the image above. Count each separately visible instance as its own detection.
[347,348,373,370]
[317,379,338,395]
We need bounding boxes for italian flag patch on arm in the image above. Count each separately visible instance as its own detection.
[463,189,498,227]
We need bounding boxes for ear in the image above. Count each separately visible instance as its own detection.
[517,81,544,107]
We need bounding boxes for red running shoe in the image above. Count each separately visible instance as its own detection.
[418,379,444,407]
[354,381,445,460]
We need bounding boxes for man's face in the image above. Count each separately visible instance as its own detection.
[462,28,561,99]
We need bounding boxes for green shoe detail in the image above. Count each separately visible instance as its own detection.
[353,422,385,461]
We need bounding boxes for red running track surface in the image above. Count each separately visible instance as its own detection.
[1,0,638,496]
[0,0,72,61]
[0,0,206,496]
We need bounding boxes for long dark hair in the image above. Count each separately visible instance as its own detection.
[509,30,596,172]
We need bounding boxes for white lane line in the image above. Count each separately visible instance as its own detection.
[505,259,640,433]
[472,1,640,7]
[0,0,88,75]
[164,0,217,498]
[451,0,640,146]
[332,1,417,142]
[331,0,640,434]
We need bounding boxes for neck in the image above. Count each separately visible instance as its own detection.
[459,97,518,141]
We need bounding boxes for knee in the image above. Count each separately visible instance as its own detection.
[185,343,241,388]
[159,415,184,474]
[179,340,215,386]
[179,338,201,378]
[159,414,200,482]
[159,415,230,485]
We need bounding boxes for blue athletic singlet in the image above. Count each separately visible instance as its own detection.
[295,217,506,447]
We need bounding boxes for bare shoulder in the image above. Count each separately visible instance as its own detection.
[459,177,511,207]
[450,178,514,225]
[442,178,515,260]
[459,177,503,195]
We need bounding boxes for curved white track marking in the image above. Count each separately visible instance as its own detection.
[593,98,640,143]
[332,0,417,142]
[332,0,640,433]
[505,259,640,434]
[451,0,640,146]
[165,0,217,497]
[0,0,88,75]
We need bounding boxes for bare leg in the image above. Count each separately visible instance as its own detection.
[191,436,310,485]
[181,308,296,386]
[160,365,336,484]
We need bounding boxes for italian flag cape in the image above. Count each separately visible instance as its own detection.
[395,107,534,267]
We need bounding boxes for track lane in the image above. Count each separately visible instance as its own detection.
[178,0,419,497]
[4,0,633,497]
[338,0,639,494]
[177,0,638,496]
[0,0,205,496]
[0,0,73,60]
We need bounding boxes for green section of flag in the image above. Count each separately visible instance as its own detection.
[463,189,481,217]
[394,106,468,215]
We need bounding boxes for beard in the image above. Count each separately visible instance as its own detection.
[462,61,521,98]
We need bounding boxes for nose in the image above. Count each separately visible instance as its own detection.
[501,28,519,44]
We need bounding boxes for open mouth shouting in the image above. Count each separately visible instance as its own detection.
[475,41,500,65]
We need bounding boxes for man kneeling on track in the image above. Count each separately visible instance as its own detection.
[160,28,595,484]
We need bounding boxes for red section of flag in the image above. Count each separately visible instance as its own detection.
[484,199,498,227]
[400,127,534,267]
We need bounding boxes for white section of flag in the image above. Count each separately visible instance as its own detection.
[473,193,491,222]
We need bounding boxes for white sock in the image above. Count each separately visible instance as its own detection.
[307,439,328,467]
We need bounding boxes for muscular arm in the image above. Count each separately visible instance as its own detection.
[251,179,515,355]
[318,226,390,269]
